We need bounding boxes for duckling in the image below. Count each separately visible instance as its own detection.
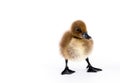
[60,20,102,75]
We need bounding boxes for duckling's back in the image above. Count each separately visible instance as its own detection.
[60,31,72,58]
[60,31,72,49]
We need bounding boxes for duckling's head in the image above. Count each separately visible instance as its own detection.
[71,20,91,39]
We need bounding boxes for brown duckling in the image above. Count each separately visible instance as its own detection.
[60,20,102,75]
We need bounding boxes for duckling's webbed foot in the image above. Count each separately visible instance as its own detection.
[61,66,75,75]
[87,65,102,72]
[61,59,75,75]
[86,58,102,73]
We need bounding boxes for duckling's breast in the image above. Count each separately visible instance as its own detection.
[66,38,93,60]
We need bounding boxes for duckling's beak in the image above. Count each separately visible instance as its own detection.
[82,32,91,39]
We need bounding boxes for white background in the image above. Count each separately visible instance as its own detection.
[0,0,120,83]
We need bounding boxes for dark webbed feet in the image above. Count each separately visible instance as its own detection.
[86,65,102,72]
[61,59,75,75]
[86,58,102,73]
[61,66,75,75]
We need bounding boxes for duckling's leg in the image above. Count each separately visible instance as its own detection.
[86,58,102,72]
[61,59,75,75]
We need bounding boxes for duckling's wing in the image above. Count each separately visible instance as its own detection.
[60,31,72,49]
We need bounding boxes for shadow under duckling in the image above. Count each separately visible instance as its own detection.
[60,20,102,75]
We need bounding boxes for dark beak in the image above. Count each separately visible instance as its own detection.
[82,32,91,39]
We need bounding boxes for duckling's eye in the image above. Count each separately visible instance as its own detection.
[75,28,82,32]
